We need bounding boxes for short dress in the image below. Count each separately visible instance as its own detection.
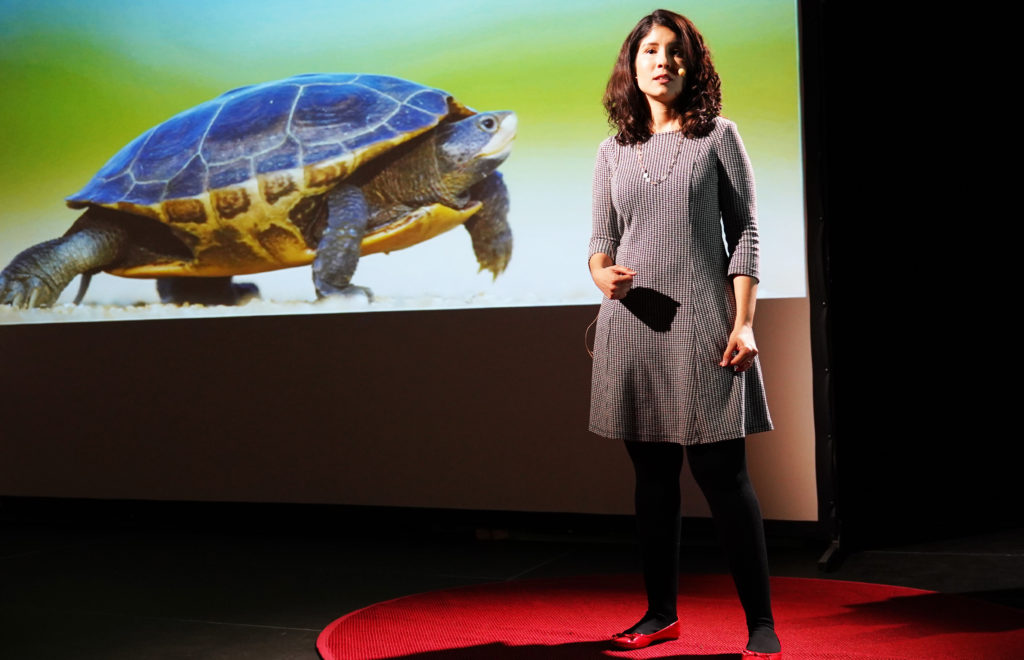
[588,117,773,445]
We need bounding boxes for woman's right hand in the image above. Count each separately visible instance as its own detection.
[590,254,636,300]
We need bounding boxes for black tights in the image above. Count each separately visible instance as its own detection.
[624,438,779,653]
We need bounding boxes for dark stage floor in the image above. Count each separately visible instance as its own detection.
[1,502,1021,659]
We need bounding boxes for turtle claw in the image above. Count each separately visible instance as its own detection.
[315,283,373,303]
[0,271,62,309]
[477,250,511,280]
[232,282,261,305]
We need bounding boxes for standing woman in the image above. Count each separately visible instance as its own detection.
[588,9,781,658]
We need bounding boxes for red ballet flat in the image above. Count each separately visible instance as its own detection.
[741,648,782,659]
[610,620,680,649]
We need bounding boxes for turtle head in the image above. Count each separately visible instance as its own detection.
[433,111,516,196]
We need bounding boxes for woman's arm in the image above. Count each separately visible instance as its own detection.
[716,121,761,372]
[720,274,759,372]
[590,252,635,300]
[588,140,635,298]
[717,120,760,282]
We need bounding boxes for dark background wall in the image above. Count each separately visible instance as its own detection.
[806,1,1015,548]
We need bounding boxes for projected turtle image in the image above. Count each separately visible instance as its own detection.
[0,73,515,308]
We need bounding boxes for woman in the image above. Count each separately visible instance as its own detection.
[588,9,781,658]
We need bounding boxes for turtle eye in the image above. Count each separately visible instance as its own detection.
[479,116,498,132]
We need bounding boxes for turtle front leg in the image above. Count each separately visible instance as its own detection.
[464,172,512,278]
[312,184,372,301]
[0,216,125,308]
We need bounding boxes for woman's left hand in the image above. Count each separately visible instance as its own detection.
[721,325,758,372]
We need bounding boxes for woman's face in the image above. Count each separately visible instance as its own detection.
[634,24,686,107]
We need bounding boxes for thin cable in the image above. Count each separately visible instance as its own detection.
[584,313,598,358]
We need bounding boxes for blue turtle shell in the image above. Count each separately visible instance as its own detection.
[68,73,469,208]
[59,74,480,278]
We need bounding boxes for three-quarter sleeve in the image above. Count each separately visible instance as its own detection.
[588,139,620,262]
[716,120,761,282]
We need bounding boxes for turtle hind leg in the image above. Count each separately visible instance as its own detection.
[464,172,512,278]
[156,277,260,306]
[0,211,126,308]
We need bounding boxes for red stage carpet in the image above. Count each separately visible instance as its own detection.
[317,574,1023,659]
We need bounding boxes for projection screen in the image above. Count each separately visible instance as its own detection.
[0,0,803,324]
[0,0,817,523]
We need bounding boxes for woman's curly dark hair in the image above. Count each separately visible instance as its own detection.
[603,9,722,145]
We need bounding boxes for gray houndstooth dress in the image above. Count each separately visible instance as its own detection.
[588,117,773,445]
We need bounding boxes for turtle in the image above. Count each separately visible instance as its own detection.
[0,73,515,308]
